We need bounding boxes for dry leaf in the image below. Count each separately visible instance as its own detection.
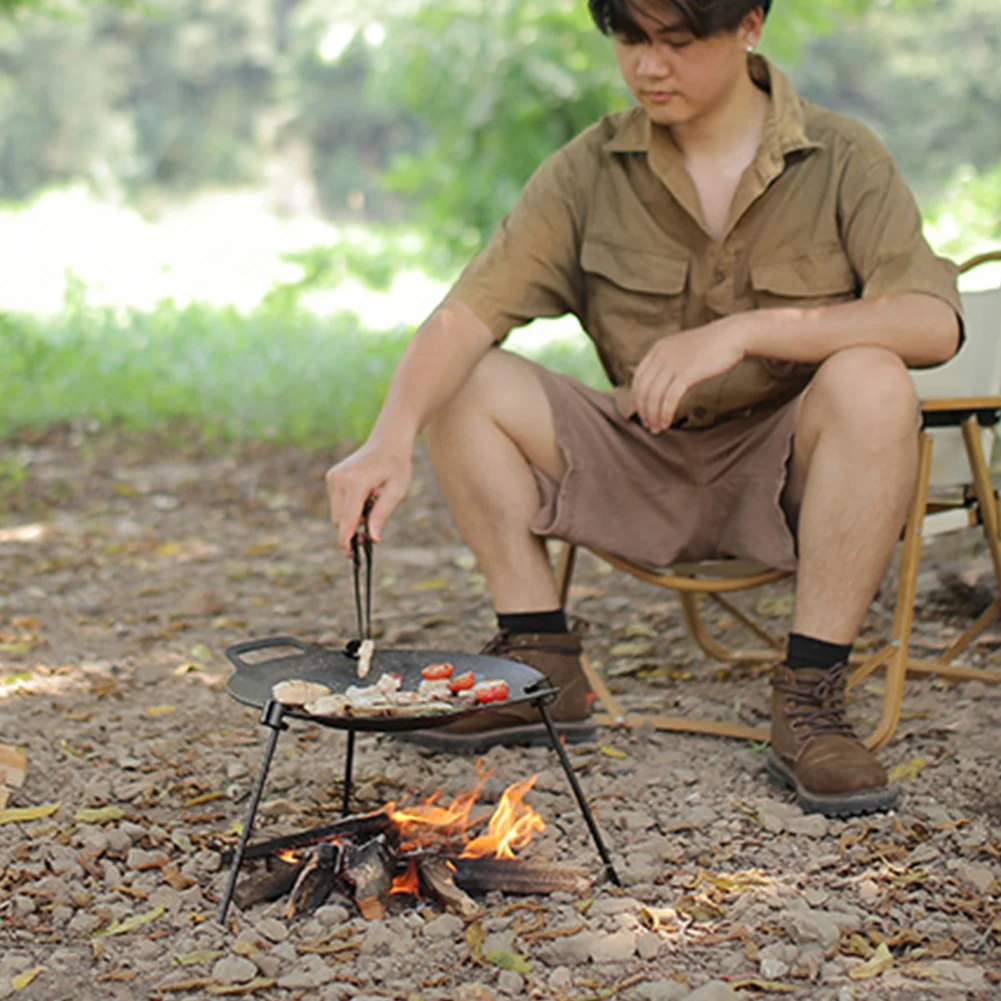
[154,978,214,993]
[466,920,485,963]
[887,757,928,783]
[756,594,794,618]
[172,951,225,968]
[75,806,125,823]
[727,980,796,993]
[96,970,139,983]
[484,950,532,974]
[206,978,277,995]
[848,942,894,980]
[184,791,226,807]
[89,676,122,699]
[96,904,166,937]
[0,803,60,825]
[0,786,7,810]
[146,705,177,717]
[11,967,42,990]
[410,577,448,592]
[598,745,627,760]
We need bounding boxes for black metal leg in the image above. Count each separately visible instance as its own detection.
[535,697,621,887]
[342,730,356,817]
[217,701,287,924]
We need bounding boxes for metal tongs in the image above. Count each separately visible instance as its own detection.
[346,496,375,656]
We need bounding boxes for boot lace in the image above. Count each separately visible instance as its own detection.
[774,664,856,743]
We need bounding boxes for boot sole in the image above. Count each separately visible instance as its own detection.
[766,752,900,817]
[394,719,598,754]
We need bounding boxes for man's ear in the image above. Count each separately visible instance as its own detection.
[738,8,766,51]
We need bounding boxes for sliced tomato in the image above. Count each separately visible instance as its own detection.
[421,661,455,681]
[448,670,475,694]
[474,679,509,705]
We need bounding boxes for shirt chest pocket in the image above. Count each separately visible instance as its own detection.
[749,248,859,311]
[580,240,689,335]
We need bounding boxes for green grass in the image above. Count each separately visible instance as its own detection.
[0,297,608,447]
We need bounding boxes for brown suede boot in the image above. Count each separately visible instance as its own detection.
[767,664,899,816]
[398,631,596,753]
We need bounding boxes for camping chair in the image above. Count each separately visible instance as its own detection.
[555,250,1001,751]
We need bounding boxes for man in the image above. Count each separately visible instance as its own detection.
[326,0,962,817]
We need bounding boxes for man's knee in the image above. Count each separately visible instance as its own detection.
[805,347,918,441]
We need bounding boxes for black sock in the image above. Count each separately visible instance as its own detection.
[785,632,852,670]
[497,609,568,635]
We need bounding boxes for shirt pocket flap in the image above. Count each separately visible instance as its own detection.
[581,240,688,295]
[751,251,857,298]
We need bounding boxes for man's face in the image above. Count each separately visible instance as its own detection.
[612,2,760,128]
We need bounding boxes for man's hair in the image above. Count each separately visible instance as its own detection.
[589,0,772,41]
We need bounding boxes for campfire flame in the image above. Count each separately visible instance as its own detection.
[386,774,545,860]
[390,859,419,896]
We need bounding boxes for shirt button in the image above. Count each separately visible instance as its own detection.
[714,269,726,285]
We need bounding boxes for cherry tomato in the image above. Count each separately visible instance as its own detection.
[421,661,454,681]
[448,670,475,694]
[474,680,509,705]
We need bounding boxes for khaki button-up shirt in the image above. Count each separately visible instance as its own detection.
[448,56,962,429]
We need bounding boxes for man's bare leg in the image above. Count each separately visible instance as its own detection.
[423,348,565,614]
[785,346,920,642]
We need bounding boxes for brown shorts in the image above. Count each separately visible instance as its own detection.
[530,367,800,572]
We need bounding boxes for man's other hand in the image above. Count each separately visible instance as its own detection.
[325,444,412,557]
[632,315,749,432]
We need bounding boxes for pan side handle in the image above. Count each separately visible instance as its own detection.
[225,636,311,672]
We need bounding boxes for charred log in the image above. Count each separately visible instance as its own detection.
[448,857,592,897]
[220,810,396,865]
[344,836,392,920]
[286,842,343,918]
[418,858,482,920]
[234,859,305,910]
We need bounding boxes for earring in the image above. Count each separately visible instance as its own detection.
[746,44,754,52]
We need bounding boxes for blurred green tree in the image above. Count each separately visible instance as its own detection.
[371,0,916,262]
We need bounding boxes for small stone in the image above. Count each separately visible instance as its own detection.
[105,828,132,854]
[255,917,289,942]
[119,821,147,843]
[315,904,351,926]
[361,922,399,955]
[548,967,572,991]
[928,960,986,988]
[455,985,496,1001]
[786,814,828,838]
[589,929,637,964]
[68,911,103,936]
[680,982,741,1001]
[857,879,880,903]
[953,862,996,895]
[537,931,595,967]
[637,981,688,1001]
[759,957,789,980]
[496,970,524,996]
[277,954,336,989]
[637,930,663,960]
[422,913,465,939]
[211,955,257,984]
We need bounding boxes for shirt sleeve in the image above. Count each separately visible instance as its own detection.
[446,146,586,342]
[838,149,964,350]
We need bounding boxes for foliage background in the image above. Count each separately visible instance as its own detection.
[0,0,998,444]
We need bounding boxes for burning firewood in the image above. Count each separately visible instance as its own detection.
[343,837,392,920]
[234,858,305,910]
[448,857,592,897]
[286,843,343,919]
[418,858,482,920]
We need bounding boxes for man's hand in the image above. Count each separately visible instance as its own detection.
[326,443,412,557]
[632,315,749,432]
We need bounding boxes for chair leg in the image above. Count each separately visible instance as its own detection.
[902,418,1001,687]
[679,592,781,664]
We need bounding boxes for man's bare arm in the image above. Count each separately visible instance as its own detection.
[326,298,495,554]
[740,292,960,369]
[634,292,960,432]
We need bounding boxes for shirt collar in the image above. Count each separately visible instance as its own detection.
[602,55,824,159]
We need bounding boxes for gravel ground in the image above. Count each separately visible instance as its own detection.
[0,426,999,1001]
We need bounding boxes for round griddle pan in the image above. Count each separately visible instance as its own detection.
[225,636,552,733]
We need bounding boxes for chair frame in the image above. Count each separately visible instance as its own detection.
[556,250,1001,750]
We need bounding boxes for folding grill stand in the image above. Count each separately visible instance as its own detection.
[217,682,621,924]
